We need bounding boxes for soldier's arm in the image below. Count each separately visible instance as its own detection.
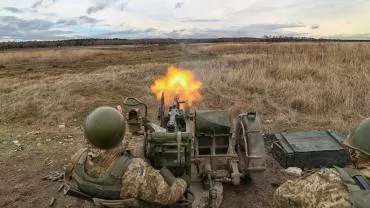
[273,169,351,208]
[121,158,187,205]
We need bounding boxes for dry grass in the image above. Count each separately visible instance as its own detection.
[0,48,112,65]
[0,42,369,208]
[0,42,369,134]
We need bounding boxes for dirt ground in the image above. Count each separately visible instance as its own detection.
[0,42,369,208]
[0,124,293,208]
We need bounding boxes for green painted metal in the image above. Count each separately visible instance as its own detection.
[195,110,231,135]
[272,130,351,168]
[83,106,126,149]
[147,131,192,177]
[239,113,266,172]
[194,110,232,156]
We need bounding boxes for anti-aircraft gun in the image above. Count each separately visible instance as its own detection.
[124,96,266,208]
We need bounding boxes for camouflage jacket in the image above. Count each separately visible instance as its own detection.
[65,134,187,206]
[273,164,370,208]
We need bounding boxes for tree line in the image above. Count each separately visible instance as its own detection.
[0,37,368,50]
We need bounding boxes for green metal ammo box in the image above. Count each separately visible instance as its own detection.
[271,130,351,168]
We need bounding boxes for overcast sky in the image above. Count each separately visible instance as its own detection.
[0,0,369,41]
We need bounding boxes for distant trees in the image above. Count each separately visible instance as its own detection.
[0,37,366,50]
[263,35,319,42]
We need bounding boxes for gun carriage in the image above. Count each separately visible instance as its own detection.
[123,95,266,208]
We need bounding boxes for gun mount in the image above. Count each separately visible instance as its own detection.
[147,96,267,208]
[193,110,266,189]
[158,92,192,132]
[122,96,266,208]
[123,97,148,134]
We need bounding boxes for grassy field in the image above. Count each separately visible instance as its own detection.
[1,42,369,132]
[0,42,369,208]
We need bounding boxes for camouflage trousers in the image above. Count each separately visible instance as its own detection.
[273,168,351,208]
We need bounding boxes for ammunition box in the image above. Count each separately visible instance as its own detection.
[272,130,351,168]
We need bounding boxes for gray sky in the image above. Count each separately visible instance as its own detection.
[1,0,369,41]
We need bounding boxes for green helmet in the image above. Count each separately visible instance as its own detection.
[83,106,126,149]
[344,117,370,156]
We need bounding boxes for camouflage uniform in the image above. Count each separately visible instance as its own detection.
[122,132,146,159]
[65,145,187,206]
[121,157,187,204]
[64,106,188,207]
[273,164,370,208]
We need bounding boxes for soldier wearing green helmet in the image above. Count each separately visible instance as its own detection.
[344,117,370,157]
[83,106,127,149]
[64,106,187,207]
[274,117,370,208]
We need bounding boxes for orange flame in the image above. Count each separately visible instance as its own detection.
[151,65,202,106]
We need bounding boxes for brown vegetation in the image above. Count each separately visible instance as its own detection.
[0,42,369,208]
[1,42,369,132]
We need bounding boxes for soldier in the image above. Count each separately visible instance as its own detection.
[64,106,188,207]
[273,117,370,208]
